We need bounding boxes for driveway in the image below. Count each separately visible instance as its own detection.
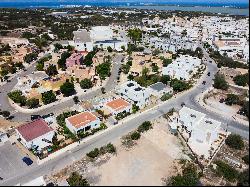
[0,142,36,180]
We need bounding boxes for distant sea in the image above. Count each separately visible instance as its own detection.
[0,1,248,16]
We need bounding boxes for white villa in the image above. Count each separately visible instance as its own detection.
[117,81,150,108]
[162,55,202,81]
[171,107,224,158]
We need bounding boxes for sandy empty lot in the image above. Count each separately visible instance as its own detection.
[46,118,185,186]
[88,121,184,186]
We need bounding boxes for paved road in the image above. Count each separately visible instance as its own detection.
[0,46,248,186]
[0,54,123,122]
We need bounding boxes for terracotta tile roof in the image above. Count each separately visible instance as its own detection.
[17,119,54,142]
[106,98,131,112]
[67,112,98,129]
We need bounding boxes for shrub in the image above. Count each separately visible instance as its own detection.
[167,164,199,186]
[213,73,229,90]
[242,155,249,164]
[215,160,239,182]
[105,143,116,154]
[237,169,249,186]
[137,121,152,133]
[225,94,240,106]
[160,93,172,101]
[225,134,244,150]
[86,148,99,159]
[130,131,141,140]
[233,73,249,87]
[67,172,90,186]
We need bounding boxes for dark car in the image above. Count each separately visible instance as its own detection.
[207,72,211,76]
[31,115,42,120]
[202,81,206,85]
[22,157,33,166]
[6,115,15,120]
[42,113,54,119]
[209,60,212,63]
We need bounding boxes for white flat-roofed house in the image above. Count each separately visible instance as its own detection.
[162,55,202,81]
[65,112,100,134]
[178,106,206,132]
[70,29,94,52]
[190,118,221,145]
[175,107,223,158]
[118,81,150,108]
[104,98,132,116]
[16,119,55,152]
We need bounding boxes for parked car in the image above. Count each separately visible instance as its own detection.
[6,115,14,120]
[209,60,212,63]
[207,72,210,76]
[42,113,54,119]
[31,115,42,120]
[22,157,33,166]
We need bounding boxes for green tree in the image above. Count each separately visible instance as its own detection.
[132,104,140,114]
[167,164,199,186]
[242,155,249,164]
[60,81,76,97]
[161,75,171,84]
[225,94,240,106]
[67,172,90,186]
[58,51,71,70]
[96,62,111,80]
[80,79,93,89]
[24,53,38,63]
[215,160,239,182]
[42,90,56,105]
[121,64,131,74]
[142,67,149,78]
[137,121,152,133]
[0,68,9,77]
[54,43,63,52]
[225,134,244,150]
[26,98,39,109]
[45,65,58,76]
[213,73,229,90]
[130,131,141,140]
[107,46,113,52]
[233,73,249,87]
[22,32,34,39]
[7,90,27,105]
[36,62,44,71]
[152,64,159,72]
[127,28,142,44]
[170,79,190,92]
[237,169,249,186]
[83,50,97,66]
